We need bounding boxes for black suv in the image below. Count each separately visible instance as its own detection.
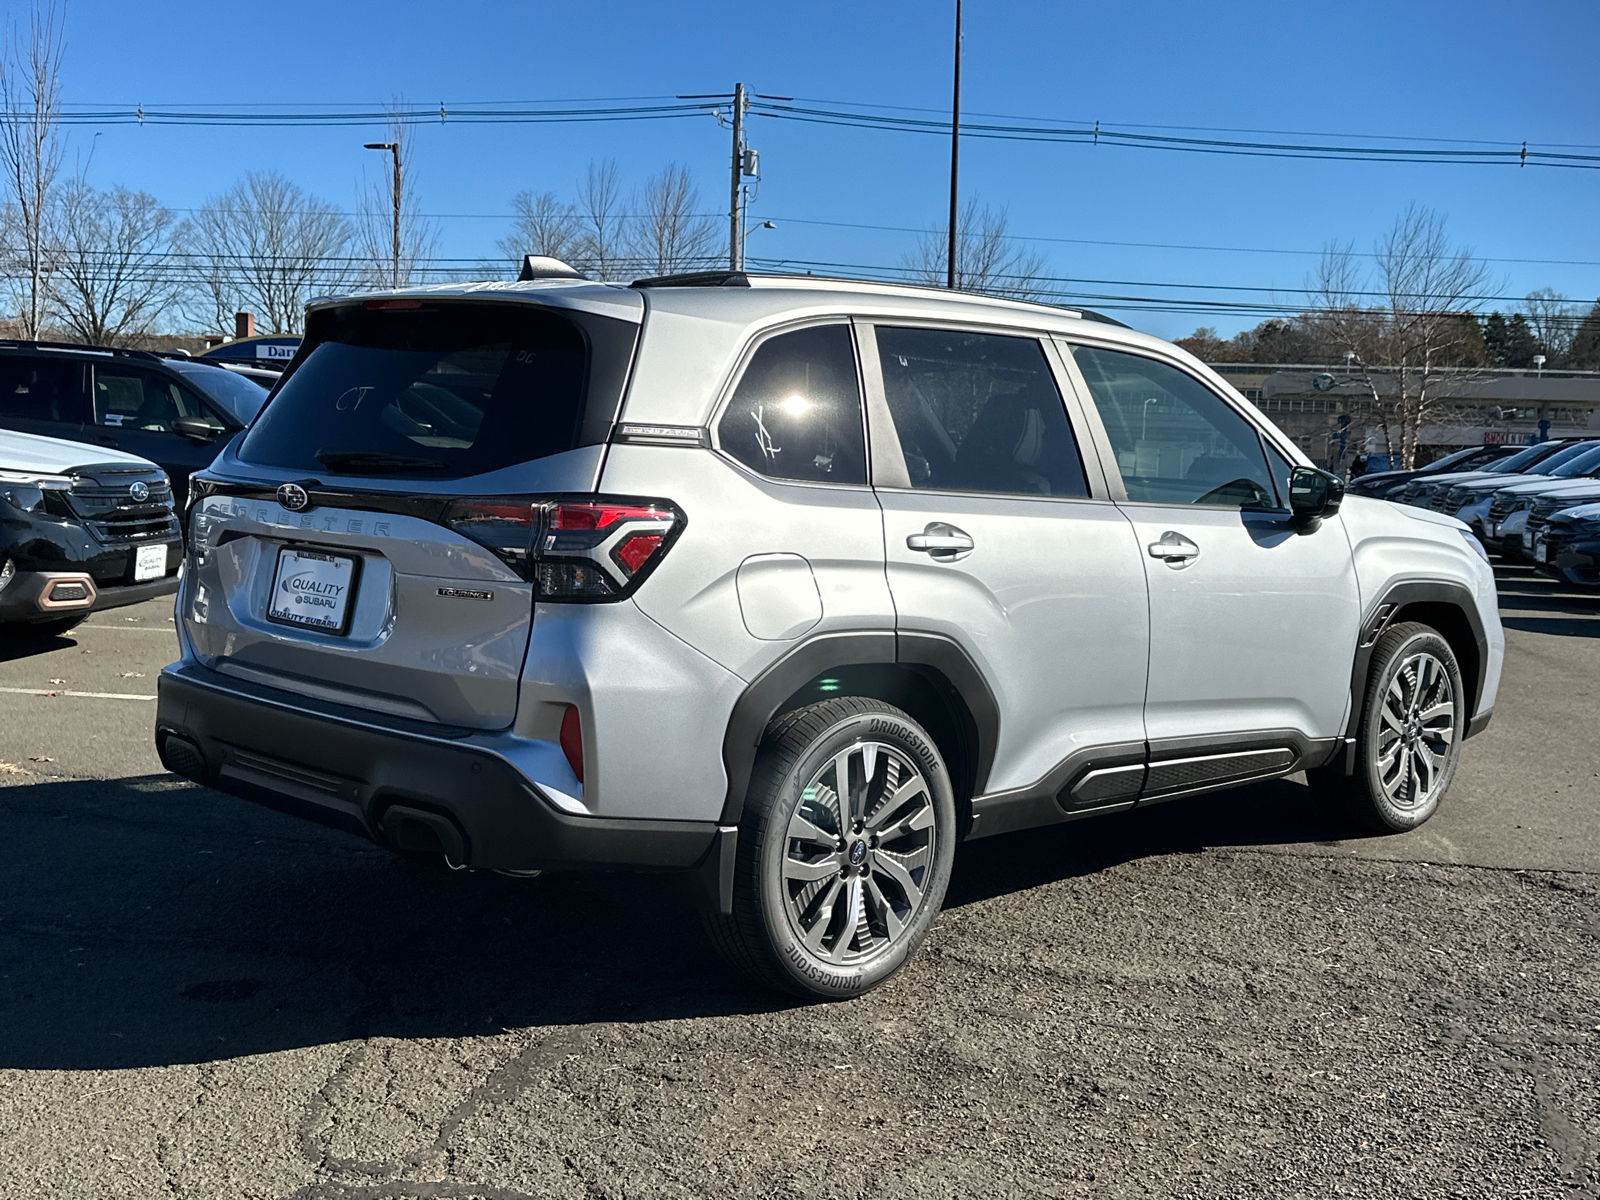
[0,342,272,506]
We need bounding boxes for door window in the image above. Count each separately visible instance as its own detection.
[716,324,866,485]
[1070,345,1277,509]
[874,327,1088,497]
[0,357,88,423]
[93,366,221,433]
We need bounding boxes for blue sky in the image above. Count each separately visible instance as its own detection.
[34,0,1600,339]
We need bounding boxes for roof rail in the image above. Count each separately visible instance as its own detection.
[1075,310,1131,329]
[0,339,162,361]
[631,271,751,289]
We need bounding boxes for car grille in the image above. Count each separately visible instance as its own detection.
[62,466,178,545]
[1399,483,1428,506]
[1487,494,1518,525]
[1431,487,1464,513]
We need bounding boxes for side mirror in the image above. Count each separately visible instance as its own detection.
[171,416,219,443]
[1289,466,1345,531]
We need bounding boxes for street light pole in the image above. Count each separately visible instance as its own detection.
[947,0,962,290]
[364,141,401,288]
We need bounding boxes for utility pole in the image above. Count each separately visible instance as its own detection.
[364,141,402,287]
[729,82,746,271]
[947,0,962,290]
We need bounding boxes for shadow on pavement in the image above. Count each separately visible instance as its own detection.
[1493,566,1598,637]
[0,771,1351,1071]
[0,631,79,663]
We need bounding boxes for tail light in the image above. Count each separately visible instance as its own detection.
[442,494,682,602]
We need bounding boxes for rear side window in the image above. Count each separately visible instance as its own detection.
[716,324,866,485]
[239,303,636,478]
[874,326,1087,497]
[0,357,88,424]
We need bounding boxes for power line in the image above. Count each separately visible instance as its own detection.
[32,94,1600,170]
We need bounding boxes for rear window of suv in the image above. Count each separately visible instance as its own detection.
[238,301,638,478]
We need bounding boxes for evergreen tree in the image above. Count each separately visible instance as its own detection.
[1568,299,1600,370]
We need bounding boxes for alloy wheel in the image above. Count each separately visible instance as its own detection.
[780,740,937,965]
[1375,650,1457,810]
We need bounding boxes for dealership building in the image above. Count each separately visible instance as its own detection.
[1209,363,1600,469]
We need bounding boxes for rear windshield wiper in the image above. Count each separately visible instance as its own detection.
[314,449,448,474]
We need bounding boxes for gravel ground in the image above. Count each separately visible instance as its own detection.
[0,569,1595,1199]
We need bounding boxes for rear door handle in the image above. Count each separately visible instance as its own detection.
[1147,531,1200,567]
[907,522,975,560]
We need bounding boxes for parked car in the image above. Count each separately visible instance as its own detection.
[1520,488,1600,560]
[155,272,1503,999]
[1345,443,1520,499]
[1397,439,1589,514]
[0,342,272,509]
[0,428,182,636]
[1451,442,1600,540]
[1534,502,1600,586]
[1482,468,1600,558]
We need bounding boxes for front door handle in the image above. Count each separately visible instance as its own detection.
[1147,531,1200,568]
[907,522,975,561]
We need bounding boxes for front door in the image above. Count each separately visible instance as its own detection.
[91,363,228,499]
[863,323,1150,812]
[1064,342,1362,767]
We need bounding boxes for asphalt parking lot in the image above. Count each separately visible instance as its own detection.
[1,566,1596,1200]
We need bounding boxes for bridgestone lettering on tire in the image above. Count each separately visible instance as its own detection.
[1307,622,1465,834]
[703,697,957,1000]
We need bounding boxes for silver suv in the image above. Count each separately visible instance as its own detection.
[156,271,1503,999]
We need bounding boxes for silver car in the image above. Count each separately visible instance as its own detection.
[156,271,1503,999]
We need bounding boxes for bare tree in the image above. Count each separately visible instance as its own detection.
[354,102,438,289]
[178,172,354,335]
[1309,205,1496,468]
[1522,287,1578,359]
[51,181,179,344]
[0,1,64,338]
[498,190,582,268]
[902,199,1048,301]
[628,163,717,276]
[572,159,625,281]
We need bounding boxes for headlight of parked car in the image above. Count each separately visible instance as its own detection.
[1460,530,1490,561]
[0,469,71,513]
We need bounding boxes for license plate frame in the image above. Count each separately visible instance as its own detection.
[266,546,360,635]
[133,542,168,583]
[1535,539,1548,563]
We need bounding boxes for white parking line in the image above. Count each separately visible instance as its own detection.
[0,686,156,701]
[78,624,176,633]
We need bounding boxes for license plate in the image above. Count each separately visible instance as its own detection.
[1536,540,1548,563]
[267,548,358,634]
[134,543,167,582]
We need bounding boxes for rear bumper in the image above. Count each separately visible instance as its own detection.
[155,661,719,872]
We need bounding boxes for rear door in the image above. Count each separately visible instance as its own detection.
[1063,341,1361,768]
[0,353,91,443]
[863,321,1150,812]
[182,296,640,731]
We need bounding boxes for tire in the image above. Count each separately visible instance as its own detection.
[704,697,957,1000]
[1,614,87,639]
[1307,622,1465,834]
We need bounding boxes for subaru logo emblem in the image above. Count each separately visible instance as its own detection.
[849,840,867,865]
[277,483,310,512]
[128,481,149,503]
